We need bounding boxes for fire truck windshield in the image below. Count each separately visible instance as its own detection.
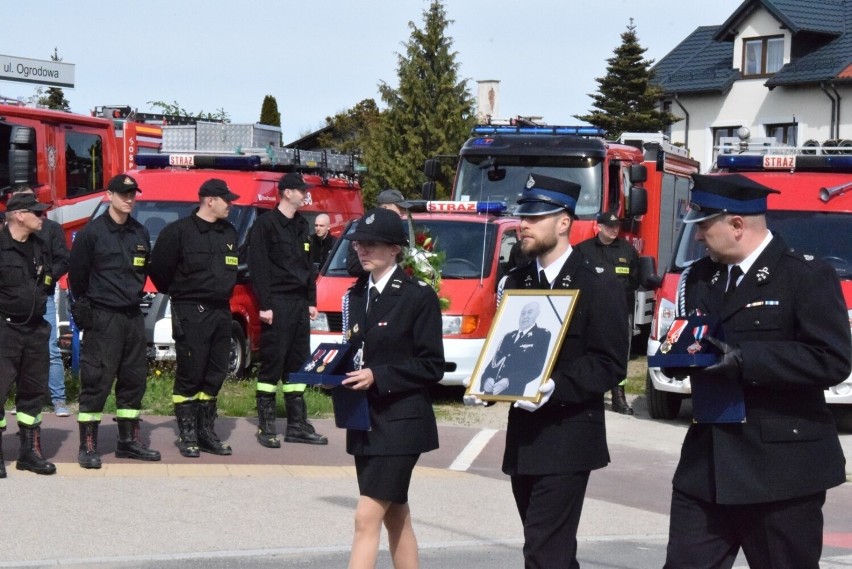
[90,200,259,249]
[453,156,603,217]
[672,211,852,279]
[325,218,498,279]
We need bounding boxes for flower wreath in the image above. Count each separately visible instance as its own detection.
[401,215,450,310]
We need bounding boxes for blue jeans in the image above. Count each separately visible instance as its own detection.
[45,291,66,403]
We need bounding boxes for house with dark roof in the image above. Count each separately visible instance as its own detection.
[652,0,852,170]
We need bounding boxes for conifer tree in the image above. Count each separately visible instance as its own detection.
[259,95,281,127]
[574,19,677,139]
[38,48,71,111]
[316,98,380,157]
[364,1,475,200]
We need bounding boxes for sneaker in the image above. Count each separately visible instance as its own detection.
[53,401,71,417]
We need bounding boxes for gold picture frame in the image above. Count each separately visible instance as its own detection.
[465,289,579,403]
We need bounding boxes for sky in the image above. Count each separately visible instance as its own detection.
[1,0,745,143]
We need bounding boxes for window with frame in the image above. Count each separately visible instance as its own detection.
[65,131,104,198]
[743,36,784,77]
[712,126,741,164]
[765,123,797,147]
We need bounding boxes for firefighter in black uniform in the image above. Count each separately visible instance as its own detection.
[576,211,640,414]
[0,192,56,476]
[249,172,327,447]
[149,179,240,458]
[498,174,628,568]
[664,174,851,569]
[69,174,161,469]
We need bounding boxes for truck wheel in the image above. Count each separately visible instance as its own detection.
[645,371,682,420]
[229,322,247,378]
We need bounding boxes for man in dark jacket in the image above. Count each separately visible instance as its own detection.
[663,174,851,568]
[576,211,640,415]
[249,172,327,447]
[309,213,336,271]
[498,174,628,568]
[149,178,240,458]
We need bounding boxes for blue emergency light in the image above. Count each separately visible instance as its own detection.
[476,201,508,214]
[135,153,262,170]
[472,125,606,136]
[719,153,852,172]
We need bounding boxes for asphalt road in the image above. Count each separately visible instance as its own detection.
[0,395,850,569]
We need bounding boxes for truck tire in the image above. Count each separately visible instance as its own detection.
[645,371,682,420]
[229,321,247,379]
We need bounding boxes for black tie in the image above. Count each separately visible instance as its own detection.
[726,265,743,297]
[539,270,550,290]
[367,286,379,313]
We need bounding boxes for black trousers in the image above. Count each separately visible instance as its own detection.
[257,296,309,391]
[79,309,147,414]
[0,318,49,425]
[664,488,826,569]
[511,471,591,569]
[172,303,231,398]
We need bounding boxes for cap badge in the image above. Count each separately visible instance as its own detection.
[123,177,134,186]
[526,174,536,189]
[365,214,375,225]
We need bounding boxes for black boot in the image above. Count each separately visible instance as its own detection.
[284,393,328,445]
[16,425,56,475]
[0,428,6,479]
[174,402,200,458]
[611,385,634,415]
[197,399,232,455]
[256,393,281,448]
[115,419,161,461]
[77,421,102,469]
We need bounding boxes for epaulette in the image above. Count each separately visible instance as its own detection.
[784,247,821,270]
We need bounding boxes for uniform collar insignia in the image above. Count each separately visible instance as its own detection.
[756,266,769,281]
[524,275,534,287]
[710,270,721,286]
[562,275,571,285]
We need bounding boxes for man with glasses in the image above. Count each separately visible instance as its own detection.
[249,172,327,448]
[150,179,240,458]
[69,174,161,469]
[0,192,57,476]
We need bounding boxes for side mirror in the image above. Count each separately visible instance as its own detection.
[629,164,648,184]
[639,256,662,289]
[421,181,436,201]
[423,158,440,180]
[628,186,648,217]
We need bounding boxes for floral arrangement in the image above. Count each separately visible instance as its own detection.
[401,220,450,310]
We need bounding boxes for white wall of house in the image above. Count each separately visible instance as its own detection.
[666,5,852,171]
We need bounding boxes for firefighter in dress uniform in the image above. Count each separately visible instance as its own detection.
[663,174,851,569]
[0,192,57,476]
[149,179,240,458]
[497,174,629,568]
[69,174,161,469]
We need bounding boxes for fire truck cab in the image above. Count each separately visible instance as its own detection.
[80,122,364,376]
[646,140,852,420]
[310,200,521,386]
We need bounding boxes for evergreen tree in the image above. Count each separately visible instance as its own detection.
[259,95,281,127]
[574,19,677,140]
[316,98,380,156]
[364,1,475,201]
[38,48,71,111]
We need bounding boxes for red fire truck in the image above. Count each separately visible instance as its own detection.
[646,140,852,420]
[0,101,155,241]
[310,200,521,386]
[434,124,700,340]
[95,122,364,376]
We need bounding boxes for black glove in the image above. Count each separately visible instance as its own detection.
[700,336,743,382]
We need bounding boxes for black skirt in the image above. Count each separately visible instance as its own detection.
[355,454,421,504]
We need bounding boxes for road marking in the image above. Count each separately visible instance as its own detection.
[449,428,499,472]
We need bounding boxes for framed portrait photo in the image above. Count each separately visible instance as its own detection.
[466,289,580,403]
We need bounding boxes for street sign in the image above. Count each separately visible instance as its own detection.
[0,54,75,88]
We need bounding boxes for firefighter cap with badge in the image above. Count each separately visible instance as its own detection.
[107,174,142,194]
[343,207,409,246]
[683,173,780,223]
[515,174,582,216]
[596,211,621,227]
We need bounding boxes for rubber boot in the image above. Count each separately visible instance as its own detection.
[174,402,200,458]
[115,418,161,461]
[256,393,281,448]
[0,428,6,479]
[284,393,328,445]
[197,399,232,455]
[611,385,634,415]
[77,421,102,469]
[16,425,56,475]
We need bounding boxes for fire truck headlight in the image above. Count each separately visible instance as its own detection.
[442,315,462,335]
[654,298,677,340]
[310,313,330,332]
